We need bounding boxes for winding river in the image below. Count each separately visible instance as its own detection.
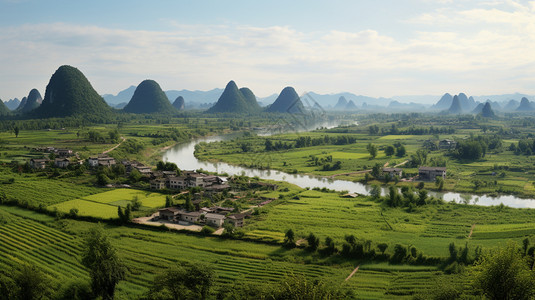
[163,123,535,209]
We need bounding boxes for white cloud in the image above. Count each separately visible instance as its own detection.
[1,2,535,101]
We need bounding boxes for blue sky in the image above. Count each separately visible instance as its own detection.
[1,0,535,101]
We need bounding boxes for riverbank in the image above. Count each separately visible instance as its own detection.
[164,133,535,208]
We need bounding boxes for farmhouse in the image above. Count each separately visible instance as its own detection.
[158,207,181,221]
[167,176,187,189]
[226,213,246,227]
[439,139,457,150]
[88,155,116,167]
[419,167,446,180]
[186,173,205,187]
[134,165,152,176]
[56,148,73,157]
[54,158,70,168]
[205,213,226,227]
[150,179,166,190]
[29,158,49,169]
[383,167,402,178]
[180,211,201,223]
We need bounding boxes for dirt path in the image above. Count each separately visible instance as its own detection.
[394,160,409,167]
[329,169,371,178]
[468,224,476,239]
[383,162,389,167]
[103,137,126,154]
[345,265,360,281]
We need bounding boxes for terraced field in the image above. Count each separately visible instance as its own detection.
[0,205,461,298]
[0,171,101,206]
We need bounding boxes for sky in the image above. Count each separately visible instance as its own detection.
[1,0,535,102]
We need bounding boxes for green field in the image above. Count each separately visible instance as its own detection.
[47,188,169,219]
[0,204,467,298]
[196,126,535,198]
[249,188,535,257]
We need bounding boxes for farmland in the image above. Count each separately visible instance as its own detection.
[48,189,170,219]
[248,187,535,257]
[0,204,466,298]
[2,114,535,298]
[195,115,535,198]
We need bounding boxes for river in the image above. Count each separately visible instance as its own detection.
[162,123,535,209]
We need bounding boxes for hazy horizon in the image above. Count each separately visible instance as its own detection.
[1,0,534,101]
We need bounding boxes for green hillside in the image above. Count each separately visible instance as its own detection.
[206,81,254,113]
[172,96,185,110]
[123,80,176,114]
[265,86,305,113]
[35,65,112,118]
[0,99,11,116]
[17,88,42,113]
[239,87,261,112]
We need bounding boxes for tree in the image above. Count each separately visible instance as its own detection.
[322,236,337,256]
[284,229,296,248]
[367,143,377,159]
[384,145,395,156]
[1,264,52,300]
[147,264,215,300]
[55,278,92,300]
[370,185,381,199]
[13,126,19,138]
[273,274,346,299]
[129,168,142,183]
[435,176,444,191]
[184,194,195,211]
[307,233,319,251]
[165,195,173,207]
[371,163,382,178]
[473,242,535,300]
[131,195,142,211]
[377,243,388,255]
[395,145,406,157]
[185,263,215,300]
[81,225,126,300]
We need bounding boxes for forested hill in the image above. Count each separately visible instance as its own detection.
[123,80,176,114]
[34,65,112,118]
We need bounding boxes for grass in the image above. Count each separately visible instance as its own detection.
[248,186,535,257]
[47,188,169,219]
[0,204,478,298]
[196,128,535,198]
[0,168,101,206]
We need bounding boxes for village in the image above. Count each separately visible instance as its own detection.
[26,146,277,232]
[25,143,449,234]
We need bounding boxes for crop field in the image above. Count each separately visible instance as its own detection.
[0,168,101,206]
[47,188,169,219]
[0,205,463,298]
[196,127,535,198]
[250,188,535,257]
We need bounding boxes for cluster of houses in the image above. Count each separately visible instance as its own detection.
[29,147,75,169]
[423,139,458,151]
[157,206,248,228]
[382,166,446,181]
[150,171,230,192]
[156,206,250,228]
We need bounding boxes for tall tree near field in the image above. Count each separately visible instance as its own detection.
[81,225,126,300]
[284,229,296,248]
[367,143,377,159]
[0,264,52,300]
[473,242,535,300]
